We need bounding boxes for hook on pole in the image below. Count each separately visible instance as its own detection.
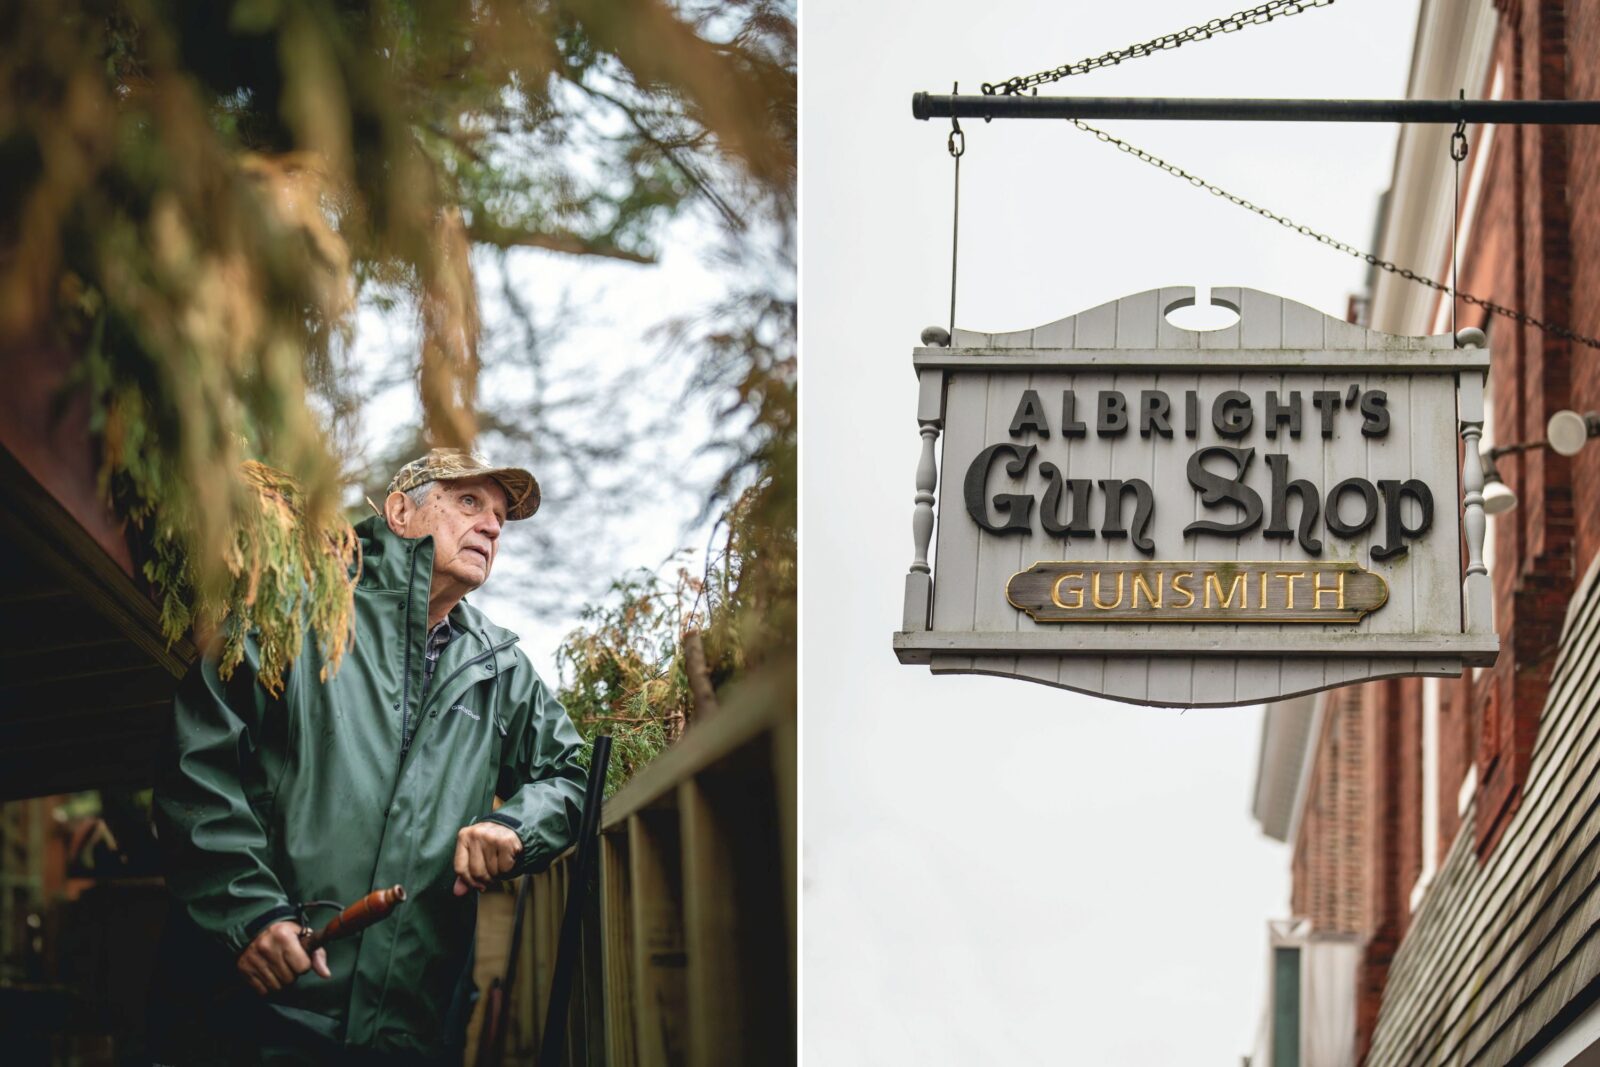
[948,82,965,157]
[946,82,963,338]
[1450,88,1468,344]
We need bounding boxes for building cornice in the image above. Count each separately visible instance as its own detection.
[1369,0,1501,337]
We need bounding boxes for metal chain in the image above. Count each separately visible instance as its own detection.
[1071,119,1600,351]
[984,0,1336,97]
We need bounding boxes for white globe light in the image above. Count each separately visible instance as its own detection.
[1547,410,1594,457]
[1483,479,1517,515]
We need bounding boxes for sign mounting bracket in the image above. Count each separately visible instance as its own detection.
[912,95,1600,125]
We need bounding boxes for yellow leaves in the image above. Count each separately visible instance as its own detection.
[144,193,269,396]
[545,0,795,195]
[277,9,354,188]
[102,151,359,631]
[132,151,356,392]
[7,0,794,711]
[419,206,480,448]
[194,460,360,695]
[147,194,198,276]
[469,1,562,94]
[634,674,675,714]
[71,146,364,697]
[238,151,356,327]
[0,57,115,339]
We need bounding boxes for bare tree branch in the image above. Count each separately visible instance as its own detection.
[467,222,658,263]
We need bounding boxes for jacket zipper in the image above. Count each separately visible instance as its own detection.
[397,547,421,768]
[366,541,423,1044]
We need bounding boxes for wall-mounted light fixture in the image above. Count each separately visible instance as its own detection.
[1546,410,1600,457]
[1477,409,1600,515]
[1479,447,1518,515]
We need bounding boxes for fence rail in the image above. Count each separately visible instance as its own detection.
[468,661,796,1066]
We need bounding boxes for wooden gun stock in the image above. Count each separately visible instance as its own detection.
[302,885,407,951]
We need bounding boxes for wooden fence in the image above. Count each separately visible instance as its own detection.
[467,662,796,1066]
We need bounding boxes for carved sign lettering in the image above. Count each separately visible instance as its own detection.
[1006,560,1388,624]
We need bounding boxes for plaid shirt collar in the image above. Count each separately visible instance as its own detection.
[422,616,456,684]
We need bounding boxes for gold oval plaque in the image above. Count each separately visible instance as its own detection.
[1006,560,1389,624]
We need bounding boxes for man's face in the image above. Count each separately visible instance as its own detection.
[388,476,509,592]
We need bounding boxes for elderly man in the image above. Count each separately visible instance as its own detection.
[151,448,586,1064]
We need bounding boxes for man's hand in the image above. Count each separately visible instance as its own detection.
[454,821,523,895]
[237,920,331,996]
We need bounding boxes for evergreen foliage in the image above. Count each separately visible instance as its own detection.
[557,571,685,796]
[2,1,794,687]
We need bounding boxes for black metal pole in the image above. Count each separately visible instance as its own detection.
[538,734,611,1066]
[911,94,1600,125]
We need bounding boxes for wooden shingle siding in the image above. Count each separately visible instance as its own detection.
[1366,559,1600,1065]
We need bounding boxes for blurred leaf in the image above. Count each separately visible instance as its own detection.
[2,0,793,687]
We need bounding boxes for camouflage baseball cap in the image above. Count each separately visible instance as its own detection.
[386,447,541,520]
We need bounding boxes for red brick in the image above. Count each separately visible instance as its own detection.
[1289,4,1600,1057]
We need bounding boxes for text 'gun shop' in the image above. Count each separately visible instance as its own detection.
[965,384,1435,563]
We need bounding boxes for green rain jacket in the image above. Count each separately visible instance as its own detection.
[153,515,586,1057]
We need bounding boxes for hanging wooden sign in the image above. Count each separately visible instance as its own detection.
[892,287,1499,708]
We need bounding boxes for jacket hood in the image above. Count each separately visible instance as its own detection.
[353,514,521,649]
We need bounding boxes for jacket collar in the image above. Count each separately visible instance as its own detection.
[355,513,432,594]
[354,515,521,649]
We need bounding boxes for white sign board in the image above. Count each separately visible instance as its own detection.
[893,288,1498,708]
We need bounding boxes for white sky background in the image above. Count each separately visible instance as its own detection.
[802,1,1421,1063]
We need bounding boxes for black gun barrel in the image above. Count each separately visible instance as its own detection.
[538,734,612,1064]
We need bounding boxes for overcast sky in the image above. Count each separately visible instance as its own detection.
[801,1,1422,1062]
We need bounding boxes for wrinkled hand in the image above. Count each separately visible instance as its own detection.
[454,821,523,895]
[237,920,330,996]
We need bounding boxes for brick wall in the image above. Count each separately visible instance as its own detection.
[1332,2,1600,1061]
[1436,675,1470,869]
[1470,0,1579,857]
[1394,677,1423,926]
[1355,680,1405,1062]
[1290,688,1368,935]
